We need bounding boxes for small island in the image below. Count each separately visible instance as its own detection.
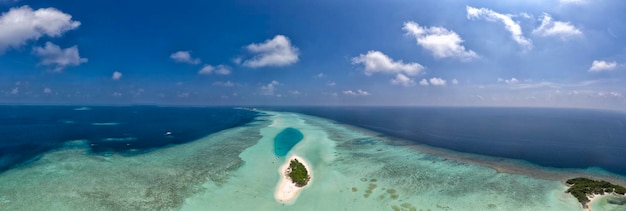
[566,177,626,209]
[287,159,311,187]
[275,155,313,203]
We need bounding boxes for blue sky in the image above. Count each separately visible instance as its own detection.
[1,0,625,110]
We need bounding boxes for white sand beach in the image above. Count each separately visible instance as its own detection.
[274,155,313,203]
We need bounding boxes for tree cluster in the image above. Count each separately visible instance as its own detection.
[287,159,310,187]
[566,177,626,205]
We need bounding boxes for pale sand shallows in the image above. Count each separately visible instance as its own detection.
[584,194,601,211]
[274,155,313,203]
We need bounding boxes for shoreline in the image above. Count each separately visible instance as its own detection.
[585,193,626,211]
[274,155,313,204]
[584,194,601,211]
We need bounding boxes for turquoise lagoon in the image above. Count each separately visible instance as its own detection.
[0,110,624,210]
[274,127,304,157]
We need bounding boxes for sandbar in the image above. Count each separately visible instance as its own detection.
[584,194,601,211]
[274,155,313,203]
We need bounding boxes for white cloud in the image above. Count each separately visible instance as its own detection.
[326,81,336,86]
[32,42,87,72]
[169,51,200,64]
[289,90,301,95]
[0,6,80,53]
[452,78,459,85]
[112,71,122,80]
[402,21,478,61]
[43,87,51,93]
[11,87,18,94]
[533,13,582,40]
[198,64,231,75]
[214,65,231,75]
[243,35,299,68]
[390,73,415,87]
[610,92,622,97]
[352,50,424,76]
[588,60,617,72]
[466,6,533,50]
[260,80,280,95]
[498,77,519,84]
[343,89,370,96]
[419,79,429,86]
[213,81,236,87]
[315,73,326,78]
[429,77,447,86]
[232,57,242,65]
[199,65,214,74]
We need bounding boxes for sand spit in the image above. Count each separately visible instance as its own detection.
[274,155,313,203]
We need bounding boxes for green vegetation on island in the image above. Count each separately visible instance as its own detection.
[566,177,626,207]
[287,159,310,187]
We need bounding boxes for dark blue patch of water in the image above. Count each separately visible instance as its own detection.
[271,106,626,176]
[0,106,258,173]
[274,127,303,156]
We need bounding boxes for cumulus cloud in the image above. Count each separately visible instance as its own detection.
[112,71,122,80]
[352,50,424,76]
[32,42,87,72]
[466,6,533,50]
[0,6,80,53]
[242,35,299,68]
[588,60,617,72]
[260,80,280,95]
[419,79,429,86]
[390,73,416,87]
[452,78,459,85]
[498,77,519,84]
[169,51,200,64]
[198,64,231,75]
[43,87,51,93]
[343,89,370,96]
[533,13,582,40]
[429,77,447,86]
[402,21,478,61]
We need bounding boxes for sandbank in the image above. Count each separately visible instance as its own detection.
[274,155,313,203]
[585,194,601,211]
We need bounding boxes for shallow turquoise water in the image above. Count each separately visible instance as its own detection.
[182,111,585,210]
[0,111,624,210]
[590,195,626,211]
[274,127,304,156]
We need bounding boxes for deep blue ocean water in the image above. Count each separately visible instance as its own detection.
[274,127,303,156]
[273,107,626,176]
[0,106,258,173]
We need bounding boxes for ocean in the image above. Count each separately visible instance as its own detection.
[273,106,626,176]
[0,106,258,173]
[0,106,624,210]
